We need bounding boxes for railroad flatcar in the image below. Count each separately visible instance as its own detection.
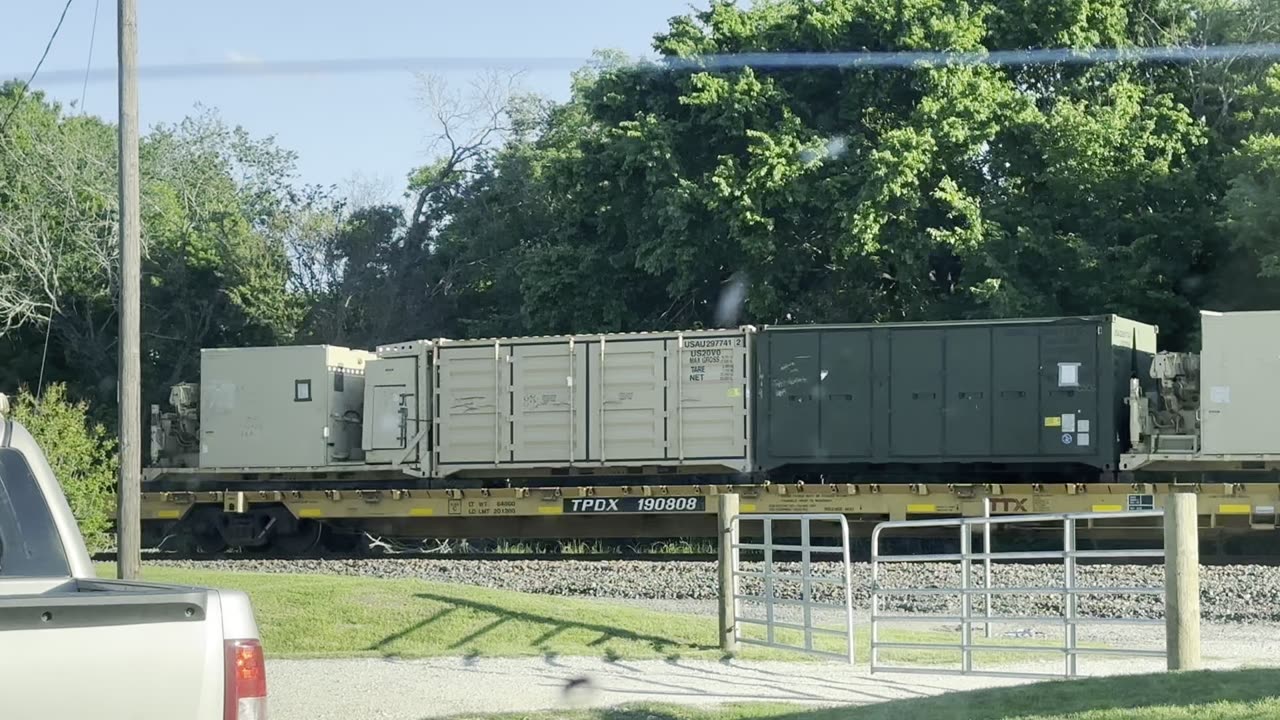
[140,311,1280,551]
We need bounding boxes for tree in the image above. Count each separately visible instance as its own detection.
[426,0,1237,347]
[0,91,318,417]
[1224,65,1280,278]
[9,384,117,552]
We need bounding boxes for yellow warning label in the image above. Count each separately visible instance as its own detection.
[1044,416,1062,427]
[156,509,181,520]
[298,508,324,518]
[1091,504,1122,512]
[409,507,434,516]
[1218,504,1252,515]
[906,503,937,513]
[727,387,743,398]
[741,503,757,513]
[537,505,563,515]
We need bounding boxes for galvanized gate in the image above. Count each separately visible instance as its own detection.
[870,510,1167,679]
[729,513,855,663]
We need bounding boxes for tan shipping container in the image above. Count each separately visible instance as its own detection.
[1199,310,1280,455]
[433,328,755,478]
[199,345,373,468]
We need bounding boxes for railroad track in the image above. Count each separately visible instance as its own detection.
[92,550,1280,565]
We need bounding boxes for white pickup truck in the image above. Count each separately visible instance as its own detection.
[0,395,268,719]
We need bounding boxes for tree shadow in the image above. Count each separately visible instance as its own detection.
[386,591,719,658]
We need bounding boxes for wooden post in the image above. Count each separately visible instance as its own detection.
[115,0,143,581]
[718,493,740,654]
[1164,491,1201,671]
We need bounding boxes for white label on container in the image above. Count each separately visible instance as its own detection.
[1078,432,1090,447]
[1258,506,1276,515]
[1058,362,1080,387]
[1062,414,1076,433]
[1210,385,1230,404]
[1078,419,1090,433]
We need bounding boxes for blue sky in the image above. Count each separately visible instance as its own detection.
[2,0,702,199]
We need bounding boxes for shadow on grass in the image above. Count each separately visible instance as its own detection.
[365,591,720,658]
[571,668,1280,720]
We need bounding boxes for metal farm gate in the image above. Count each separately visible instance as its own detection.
[869,510,1168,679]
[729,513,856,663]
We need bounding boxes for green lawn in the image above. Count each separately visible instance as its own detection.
[97,564,1064,665]
[455,669,1280,720]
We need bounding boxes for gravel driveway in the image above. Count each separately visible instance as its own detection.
[267,648,1268,720]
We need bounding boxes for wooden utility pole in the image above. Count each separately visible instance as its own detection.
[1164,491,1201,670]
[116,0,142,581]
[717,493,740,654]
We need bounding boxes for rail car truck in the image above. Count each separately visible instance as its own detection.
[140,312,1280,552]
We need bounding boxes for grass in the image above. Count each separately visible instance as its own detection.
[96,564,1060,665]
[451,668,1280,720]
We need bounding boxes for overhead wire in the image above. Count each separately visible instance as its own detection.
[79,0,102,113]
[10,42,1280,87]
[0,0,76,137]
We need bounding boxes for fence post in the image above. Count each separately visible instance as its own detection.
[1164,491,1201,671]
[718,493,740,654]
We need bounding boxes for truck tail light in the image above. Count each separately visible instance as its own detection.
[224,639,268,720]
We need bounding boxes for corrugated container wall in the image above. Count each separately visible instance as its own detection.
[755,316,1156,473]
[1199,310,1280,455]
[433,328,754,477]
[199,345,373,468]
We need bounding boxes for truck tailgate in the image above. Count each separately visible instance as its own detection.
[0,579,226,720]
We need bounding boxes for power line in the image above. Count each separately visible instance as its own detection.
[10,42,1280,87]
[79,0,102,113]
[0,0,75,137]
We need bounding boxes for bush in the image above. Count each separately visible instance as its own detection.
[10,384,117,552]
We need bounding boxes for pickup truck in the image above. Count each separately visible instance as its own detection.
[0,394,268,719]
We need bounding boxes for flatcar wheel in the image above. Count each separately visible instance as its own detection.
[274,520,322,555]
[189,527,228,555]
[320,524,362,553]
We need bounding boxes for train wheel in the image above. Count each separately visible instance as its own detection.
[274,520,322,555]
[319,524,362,553]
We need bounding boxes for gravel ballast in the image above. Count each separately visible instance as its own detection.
[150,557,1280,623]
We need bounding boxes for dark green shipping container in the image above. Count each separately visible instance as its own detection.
[754,316,1157,475]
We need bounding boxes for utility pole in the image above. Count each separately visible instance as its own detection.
[116,0,142,581]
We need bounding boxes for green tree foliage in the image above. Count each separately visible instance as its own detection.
[0,91,323,418]
[1225,65,1280,277]
[5,0,1280,429]
[391,0,1280,349]
[9,384,117,552]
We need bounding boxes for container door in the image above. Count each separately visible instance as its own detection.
[944,328,992,456]
[1039,324,1099,455]
[889,330,944,456]
[764,332,820,458]
[590,338,666,462]
[436,345,505,466]
[511,342,588,463]
[363,357,418,454]
[672,334,749,460]
[819,331,872,458]
[992,328,1039,456]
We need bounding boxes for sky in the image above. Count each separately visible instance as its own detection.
[2,0,702,201]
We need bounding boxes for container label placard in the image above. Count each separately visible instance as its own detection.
[563,496,707,513]
[682,338,741,384]
[1127,494,1155,511]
